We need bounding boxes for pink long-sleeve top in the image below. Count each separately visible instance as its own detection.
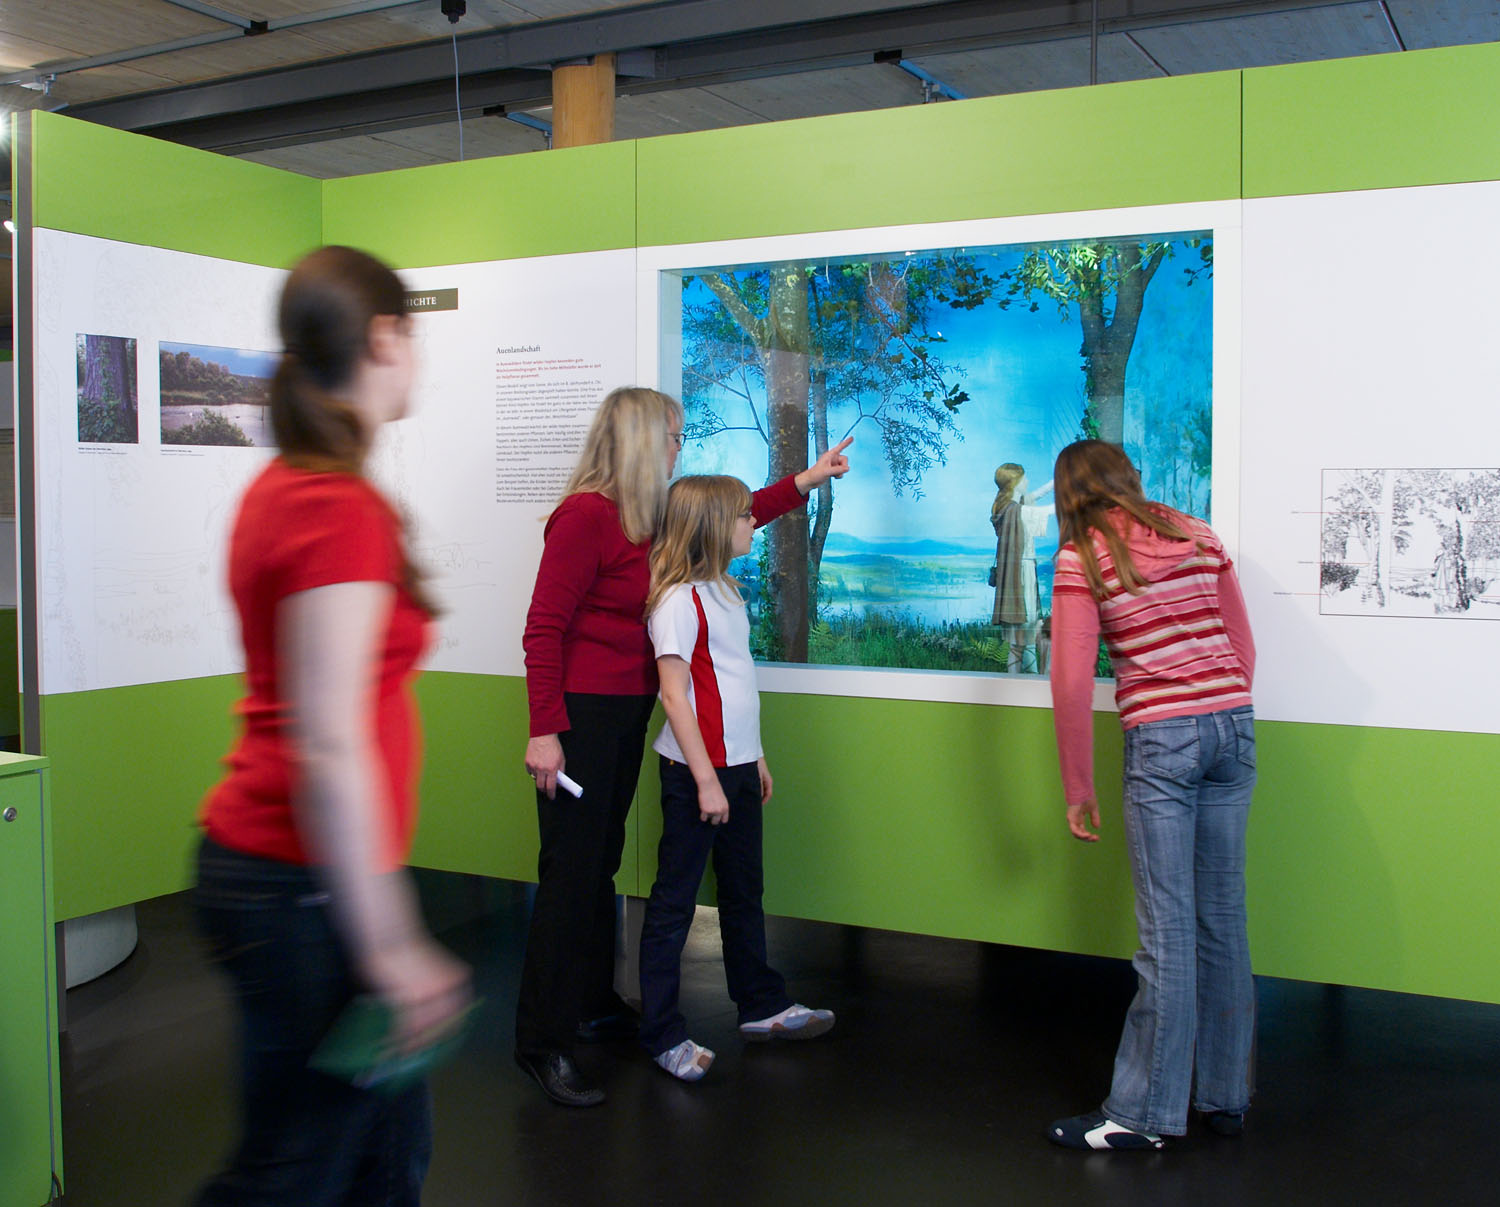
[1049,508,1255,806]
[522,475,804,737]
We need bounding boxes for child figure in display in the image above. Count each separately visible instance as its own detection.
[991,462,1055,672]
[637,475,836,1081]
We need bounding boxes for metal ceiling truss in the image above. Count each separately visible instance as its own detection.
[57,0,1386,154]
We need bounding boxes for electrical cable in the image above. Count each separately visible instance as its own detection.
[451,30,464,161]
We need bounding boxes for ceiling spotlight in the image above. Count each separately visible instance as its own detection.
[441,0,465,22]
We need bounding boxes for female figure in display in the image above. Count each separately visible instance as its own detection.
[518,387,851,1106]
[1045,439,1256,1151]
[991,462,1054,673]
[194,246,471,1204]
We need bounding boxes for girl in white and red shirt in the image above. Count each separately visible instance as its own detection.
[637,475,836,1081]
[1045,439,1256,1152]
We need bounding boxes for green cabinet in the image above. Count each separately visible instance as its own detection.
[0,754,59,1207]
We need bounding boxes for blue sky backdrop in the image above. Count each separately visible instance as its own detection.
[160,341,278,379]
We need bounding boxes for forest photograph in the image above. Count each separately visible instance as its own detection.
[159,342,277,447]
[670,229,1215,674]
[76,333,139,444]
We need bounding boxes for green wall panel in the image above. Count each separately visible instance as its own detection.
[1244,42,1500,198]
[41,677,240,921]
[397,672,645,894]
[751,695,1138,955]
[28,112,321,267]
[1246,720,1500,1002]
[39,663,1500,1003]
[637,72,1241,247]
[321,141,637,268]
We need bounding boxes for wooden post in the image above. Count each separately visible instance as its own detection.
[551,53,616,149]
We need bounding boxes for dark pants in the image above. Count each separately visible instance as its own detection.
[516,692,657,1056]
[192,838,431,1207]
[638,758,791,1056]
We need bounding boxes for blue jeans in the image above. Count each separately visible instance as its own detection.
[1102,707,1256,1137]
[193,838,432,1206]
[638,758,792,1056]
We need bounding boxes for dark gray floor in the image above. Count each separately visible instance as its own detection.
[58,874,1498,1206]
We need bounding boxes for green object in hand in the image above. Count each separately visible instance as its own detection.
[309,994,480,1095]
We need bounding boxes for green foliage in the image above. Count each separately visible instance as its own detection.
[967,634,1011,668]
[159,349,269,407]
[807,611,1022,673]
[77,399,136,444]
[748,541,783,662]
[165,409,253,447]
[681,252,998,501]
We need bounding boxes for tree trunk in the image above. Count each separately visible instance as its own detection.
[809,368,832,620]
[764,263,811,661]
[1078,242,1163,446]
[109,338,135,422]
[83,337,108,406]
[1086,350,1127,446]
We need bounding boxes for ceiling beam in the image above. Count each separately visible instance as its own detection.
[56,0,1366,154]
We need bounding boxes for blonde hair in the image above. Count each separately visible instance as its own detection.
[1053,439,1194,598]
[991,462,1025,522]
[560,386,684,543]
[645,475,753,620]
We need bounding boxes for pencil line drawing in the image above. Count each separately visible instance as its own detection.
[1320,467,1500,618]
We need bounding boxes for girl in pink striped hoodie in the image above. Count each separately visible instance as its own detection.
[1045,439,1257,1152]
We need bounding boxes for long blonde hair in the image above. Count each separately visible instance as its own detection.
[645,475,752,619]
[560,386,683,543]
[991,462,1024,522]
[1053,439,1193,598]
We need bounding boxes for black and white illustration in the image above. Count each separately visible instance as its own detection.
[1320,468,1500,619]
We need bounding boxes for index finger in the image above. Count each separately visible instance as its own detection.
[830,436,854,455]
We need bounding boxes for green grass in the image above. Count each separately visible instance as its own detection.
[807,611,1015,672]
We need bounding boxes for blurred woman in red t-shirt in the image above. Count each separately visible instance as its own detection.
[194,246,470,1205]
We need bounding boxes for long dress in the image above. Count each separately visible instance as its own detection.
[991,498,1048,627]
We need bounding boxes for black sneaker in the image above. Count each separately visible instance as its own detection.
[1203,1110,1245,1137]
[1047,1110,1164,1151]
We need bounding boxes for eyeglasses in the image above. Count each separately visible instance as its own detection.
[668,431,685,449]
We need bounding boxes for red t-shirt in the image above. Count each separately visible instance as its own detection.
[201,460,430,868]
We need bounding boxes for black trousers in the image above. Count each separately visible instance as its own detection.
[638,758,791,1055]
[515,691,657,1056]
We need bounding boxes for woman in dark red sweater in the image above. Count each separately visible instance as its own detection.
[195,247,470,1203]
[517,386,851,1106]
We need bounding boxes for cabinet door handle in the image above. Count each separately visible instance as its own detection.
[2,808,16,822]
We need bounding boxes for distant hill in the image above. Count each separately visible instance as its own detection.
[821,532,992,557]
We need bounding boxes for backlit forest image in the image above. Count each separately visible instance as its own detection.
[670,230,1215,673]
[160,342,277,447]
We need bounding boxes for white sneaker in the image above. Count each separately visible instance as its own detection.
[654,1039,715,1081]
[738,1003,835,1042]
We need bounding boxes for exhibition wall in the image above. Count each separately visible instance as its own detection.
[14,40,1500,1003]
